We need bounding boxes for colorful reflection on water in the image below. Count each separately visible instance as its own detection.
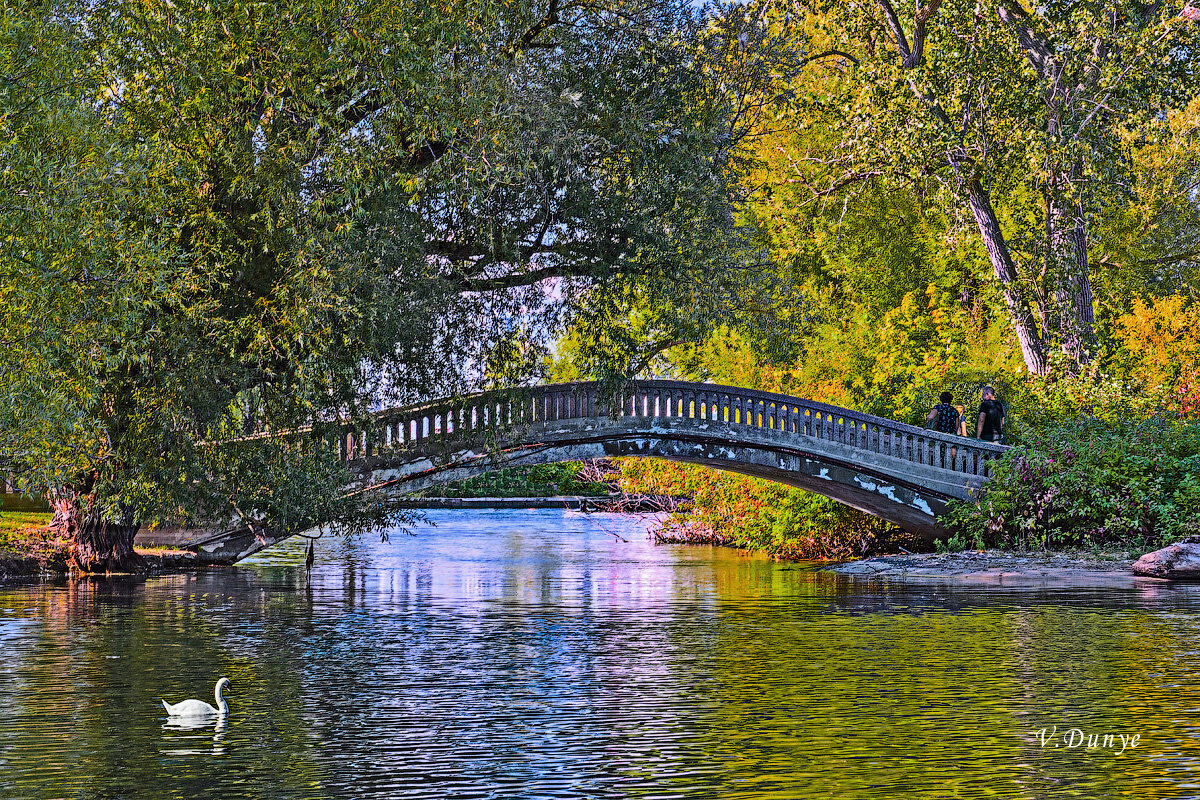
[1,509,1199,799]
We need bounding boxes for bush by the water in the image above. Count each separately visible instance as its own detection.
[949,417,1200,550]
[617,459,914,559]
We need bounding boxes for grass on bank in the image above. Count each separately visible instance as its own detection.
[0,511,53,549]
[0,511,68,574]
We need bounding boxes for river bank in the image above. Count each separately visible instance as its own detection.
[0,508,1162,585]
[0,513,209,582]
[822,548,1156,587]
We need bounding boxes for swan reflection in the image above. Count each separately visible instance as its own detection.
[161,715,227,756]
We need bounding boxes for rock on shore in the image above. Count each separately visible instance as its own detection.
[1132,542,1200,579]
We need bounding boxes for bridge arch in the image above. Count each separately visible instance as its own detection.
[189,381,1006,562]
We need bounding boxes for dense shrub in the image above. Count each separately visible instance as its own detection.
[949,417,1200,550]
[617,459,911,559]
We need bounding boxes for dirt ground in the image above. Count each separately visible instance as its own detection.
[823,547,1165,587]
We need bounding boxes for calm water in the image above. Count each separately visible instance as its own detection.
[3,510,1200,799]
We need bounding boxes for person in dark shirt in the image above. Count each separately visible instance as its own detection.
[927,391,961,434]
[976,386,1006,443]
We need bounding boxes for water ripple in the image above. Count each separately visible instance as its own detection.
[1,511,1198,799]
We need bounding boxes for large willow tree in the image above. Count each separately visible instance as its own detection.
[0,0,752,570]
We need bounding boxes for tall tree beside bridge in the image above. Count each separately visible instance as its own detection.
[0,0,754,570]
[744,0,1200,376]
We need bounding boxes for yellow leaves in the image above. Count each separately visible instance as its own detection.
[1116,295,1200,391]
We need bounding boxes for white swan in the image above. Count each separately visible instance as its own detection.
[162,677,231,717]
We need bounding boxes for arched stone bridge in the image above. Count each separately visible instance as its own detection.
[186,380,1006,562]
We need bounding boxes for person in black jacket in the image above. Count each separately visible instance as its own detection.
[976,386,1006,443]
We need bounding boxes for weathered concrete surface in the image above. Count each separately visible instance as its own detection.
[1132,542,1200,579]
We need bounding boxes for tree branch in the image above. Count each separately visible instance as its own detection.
[514,0,560,53]
[996,2,1060,81]
[802,49,860,67]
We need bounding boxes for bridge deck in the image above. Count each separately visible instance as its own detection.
[350,380,1005,482]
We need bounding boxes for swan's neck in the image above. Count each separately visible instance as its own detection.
[215,684,229,715]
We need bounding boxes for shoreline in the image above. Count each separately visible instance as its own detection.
[822,549,1158,587]
[0,548,226,584]
[0,505,1174,587]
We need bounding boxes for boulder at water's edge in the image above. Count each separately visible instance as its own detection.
[1132,542,1200,579]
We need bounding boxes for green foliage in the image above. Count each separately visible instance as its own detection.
[430,462,611,499]
[933,532,975,554]
[0,1,751,552]
[949,417,1200,550]
[735,0,1200,374]
[618,459,909,560]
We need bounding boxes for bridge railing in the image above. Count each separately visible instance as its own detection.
[342,381,1007,479]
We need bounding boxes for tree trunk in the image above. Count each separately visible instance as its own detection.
[1046,160,1097,369]
[966,179,1050,375]
[51,494,144,573]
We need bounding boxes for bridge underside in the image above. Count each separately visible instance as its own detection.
[178,417,982,563]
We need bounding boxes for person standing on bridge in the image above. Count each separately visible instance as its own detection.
[926,392,961,435]
[976,386,1006,443]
